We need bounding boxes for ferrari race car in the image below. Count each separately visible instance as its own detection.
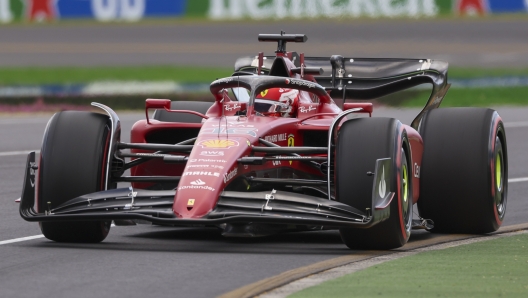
[19,33,508,249]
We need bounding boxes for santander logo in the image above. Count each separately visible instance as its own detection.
[190,179,206,186]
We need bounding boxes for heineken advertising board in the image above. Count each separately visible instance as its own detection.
[1,0,527,23]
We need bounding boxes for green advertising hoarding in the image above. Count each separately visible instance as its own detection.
[0,0,24,23]
[186,0,454,20]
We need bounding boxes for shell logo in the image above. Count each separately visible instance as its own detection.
[199,139,239,149]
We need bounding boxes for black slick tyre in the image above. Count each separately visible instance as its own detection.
[337,118,413,250]
[152,101,212,123]
[39,111,112,243]
[417,108,507,233]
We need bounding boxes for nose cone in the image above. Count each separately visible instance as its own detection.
[173,136,250,218]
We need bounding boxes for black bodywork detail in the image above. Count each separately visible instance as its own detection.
[145,128,201,145]
[303,130,328,147]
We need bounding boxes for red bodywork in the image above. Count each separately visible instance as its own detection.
[129,53,424,220]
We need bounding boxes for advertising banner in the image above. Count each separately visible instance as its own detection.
[207,0,441,19]
[456,0,528,15]
[1,0,527,24]
[0,0,186,22]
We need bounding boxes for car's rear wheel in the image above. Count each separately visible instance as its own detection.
[417,108,507,233]
[336,118,412,249]
[39,111,112,243]
[152,101,212,123]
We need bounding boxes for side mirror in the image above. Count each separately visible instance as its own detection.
[145,99,171,124]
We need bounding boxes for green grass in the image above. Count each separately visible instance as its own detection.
[1,66,527,86]
[290,234,528,298]
[449,68,528,78]
[0,66,232,85]
[1,66,527,107]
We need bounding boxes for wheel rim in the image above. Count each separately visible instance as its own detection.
[403,163,409,203]
[401,149,412,232]
[494,136,506,217]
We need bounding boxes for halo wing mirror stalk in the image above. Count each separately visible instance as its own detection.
[145,99,171,124]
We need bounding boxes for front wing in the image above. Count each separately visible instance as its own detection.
[20,152,394,229]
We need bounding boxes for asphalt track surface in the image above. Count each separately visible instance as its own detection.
[0,107,527,298]
[0,18,527,68]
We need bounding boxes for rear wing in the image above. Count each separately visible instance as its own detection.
[234,55,450,130]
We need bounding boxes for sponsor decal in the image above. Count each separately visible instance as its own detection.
[414,163,420,178]
[201,128,257,137]
[264,133,287,143]
[287,134,295,147]
[186,164,223,170]
[189,158,227,163]
[187,164,209,169]
[200,151,225,156]
[213,77,233,84]
[224,103,242,111]
[272,160,282,166]
[208,0,440,20]
[187,198,195,206]
[378,166,387,198]
[224,168,237,183]
[179,185,215,192]
[199,139,239,149]
[285,78,316,89]
[190,179,205,186]
[299,105,317,113]
[287,134,295,165]
[272,156,313,160]
[183,171,220,177]
[260,89,269,97]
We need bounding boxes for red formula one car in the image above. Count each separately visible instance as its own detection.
[19,33,508,249]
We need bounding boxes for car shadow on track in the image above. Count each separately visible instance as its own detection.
[27,226,355,255]
[26,227,440,255]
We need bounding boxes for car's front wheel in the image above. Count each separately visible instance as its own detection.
[336,118,413,249]
[39,111,112,243]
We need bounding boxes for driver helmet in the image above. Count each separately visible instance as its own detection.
[255,88,299,117]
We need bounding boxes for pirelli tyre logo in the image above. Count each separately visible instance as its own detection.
[414,163,420,178]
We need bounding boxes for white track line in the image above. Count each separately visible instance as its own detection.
[0,150,40,157]
[509,177,528,183]
[0,173,526,247]
[0,235,44,246]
